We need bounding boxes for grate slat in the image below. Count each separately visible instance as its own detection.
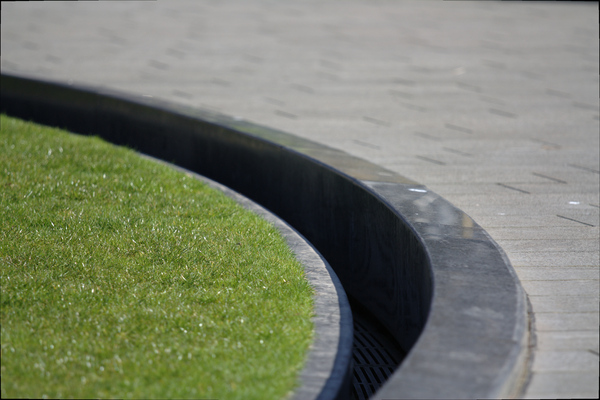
[350,303,406,400]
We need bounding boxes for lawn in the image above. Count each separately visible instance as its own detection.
[0,114,314,399]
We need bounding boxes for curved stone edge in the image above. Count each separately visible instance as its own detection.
[364,182,532,399]
[143,156,354,400]
[0,72,532,399]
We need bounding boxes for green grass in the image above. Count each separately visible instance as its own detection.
[0,114,314,399]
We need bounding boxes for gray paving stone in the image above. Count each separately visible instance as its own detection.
[536,330,600,352]
[534,312,599,332]
[521,280,599,297]
[528,295,599,313]
[452,214,595,229]
[509,252,599,268]
[525,372,600,398]
[531,350,599,373]
[515,266,599,281]
[487,227,600,241]
[499,239,599,254]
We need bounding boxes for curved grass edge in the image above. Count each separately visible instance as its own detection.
[159,160,353,400]
[0,114,316,399]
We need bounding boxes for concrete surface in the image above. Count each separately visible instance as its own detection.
[2,1,598,398]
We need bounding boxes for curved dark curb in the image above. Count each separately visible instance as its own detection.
[145,157,354,400]
[1,73,531,399]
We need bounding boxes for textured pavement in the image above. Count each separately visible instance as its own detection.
[2,1,598,398]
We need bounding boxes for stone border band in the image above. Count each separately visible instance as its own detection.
[1,73,531,399]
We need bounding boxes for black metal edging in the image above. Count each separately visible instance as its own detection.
[1,73,531,399]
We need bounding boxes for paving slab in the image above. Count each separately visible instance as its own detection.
[516,266,600,281]
[2,1,598,398]
[528,295,599,314]
[536,330,600,352]
[531,350,600,373]
[534,312,600,332]
[525,372,600,399]
[521,280,599,297]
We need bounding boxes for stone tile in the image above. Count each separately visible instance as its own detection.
[515,266,599,281]
[520,280,599,296]
[499,239,599,254]
[531,350,599,373]
[509,252,599,268]
[535,330,600,352]
[445,205,599,231]
[534,312,599,332]
[466,214,592,229]
[524,371,599,398]
[528,294,599,313]
[524,391,598,399]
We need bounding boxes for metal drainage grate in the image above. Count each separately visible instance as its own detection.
[351,304,406,400]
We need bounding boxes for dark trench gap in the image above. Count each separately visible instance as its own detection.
[349,297,407,400]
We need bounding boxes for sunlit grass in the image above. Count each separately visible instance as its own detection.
[0,114,314,399]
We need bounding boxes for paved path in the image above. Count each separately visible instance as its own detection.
[2,1,598,398]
